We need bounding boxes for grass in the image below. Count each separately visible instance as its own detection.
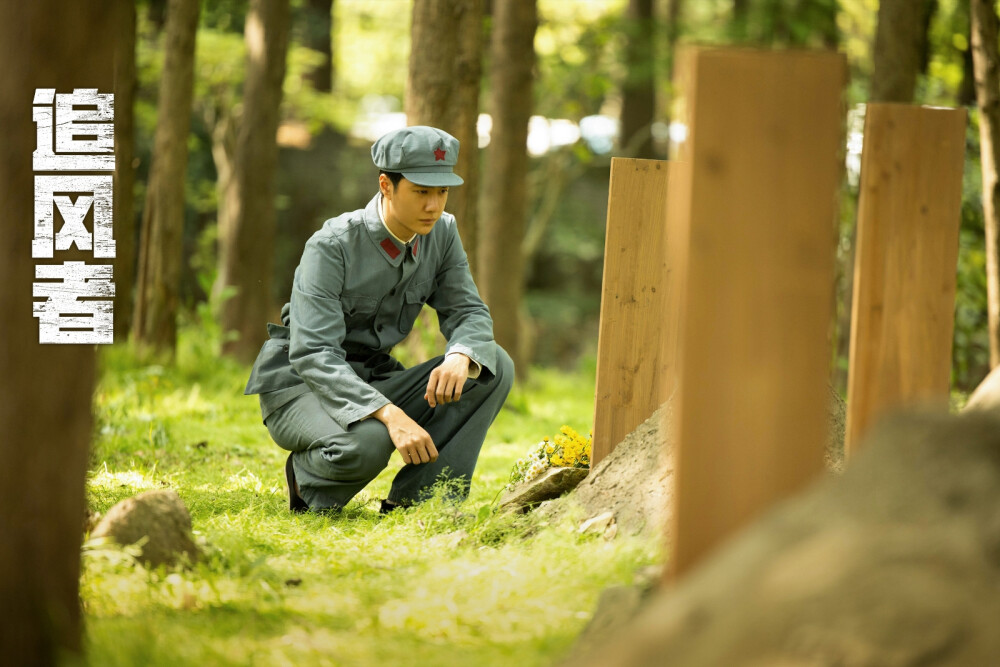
[82,330,661,666]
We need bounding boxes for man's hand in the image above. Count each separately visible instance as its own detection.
[425,353,471,407]
[371,404,438,465]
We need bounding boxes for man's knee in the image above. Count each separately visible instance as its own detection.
[492,343,515,392]
[319,420,394,482]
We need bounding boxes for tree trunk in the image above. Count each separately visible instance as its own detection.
[148,0,169,34]
[301,0,334,92]
[972,0,1000,368]
[732,0,748,41]
[218,0,291,362]
[479,0,537,375]
[114,0,138,340]
[0,2,116,663]
[620,0,656,159]
[133,0,201,357]
[959,16,977,106]
[209,113,236,298]
[870,0,931,102]
[406,0,484,277]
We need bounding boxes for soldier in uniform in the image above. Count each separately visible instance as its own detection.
[245,126,514,513]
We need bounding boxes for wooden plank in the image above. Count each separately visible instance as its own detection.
[669,48,846,578]
[593,158,672,465]
[845,104,966,453]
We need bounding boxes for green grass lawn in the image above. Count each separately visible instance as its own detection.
[82,331,661,666]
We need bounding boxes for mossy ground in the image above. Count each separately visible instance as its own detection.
[82,330,661,666]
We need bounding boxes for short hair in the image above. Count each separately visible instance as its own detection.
[380,170,404,189]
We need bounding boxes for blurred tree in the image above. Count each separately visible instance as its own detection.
[620,0,657,158]
[972,0,1000,368]
[732,0,749,41]
[194,30,243,304]
[958,9,976,107]
[0,2,117,663]
[480,0,537,375]
[114,1,138,339]
[406,0,484,276]
[218,0,291,362]
[133,0,201,357]
[300,0,335,92]
[871,0,934,101]
[149,0,169,33]
[730,0,838,47]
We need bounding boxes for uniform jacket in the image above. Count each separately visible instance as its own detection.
[244,194,497,429]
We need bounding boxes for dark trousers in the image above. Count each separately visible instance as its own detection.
[264,345,514,509]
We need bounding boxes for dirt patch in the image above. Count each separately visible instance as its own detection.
[541,387,846,536]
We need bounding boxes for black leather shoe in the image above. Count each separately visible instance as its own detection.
[379,498,410,514]
[285,454,308,514]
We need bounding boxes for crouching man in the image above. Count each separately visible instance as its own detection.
[244,126,514,514]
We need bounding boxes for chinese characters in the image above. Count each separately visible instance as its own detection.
[32,88,115,344]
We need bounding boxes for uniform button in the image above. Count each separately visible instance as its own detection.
[389,288,397,296]
[376,324,384,332]
[283,345,289,352]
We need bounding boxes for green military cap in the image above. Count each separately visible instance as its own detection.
[371,125,464,187]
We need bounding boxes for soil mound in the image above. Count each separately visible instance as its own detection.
[542,387,846,536]
[569,410,1000,666]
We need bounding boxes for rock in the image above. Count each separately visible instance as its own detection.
[90,489,199,568]
[498,466,589,512]
[579,511,615,535]
[567,410,1000,667]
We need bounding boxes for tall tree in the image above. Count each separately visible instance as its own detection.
[972,0,1000,368]
[620,0,656,158]
[218,0,291,362]
[479,0,537,375]
[406,0,484,276]
[301,0,334,92]
[133,0,201,356]
[870,0,933,102]
[0,2,117,663]
[114,0,138,339]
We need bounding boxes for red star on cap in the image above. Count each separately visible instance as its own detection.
[433,148,446,161]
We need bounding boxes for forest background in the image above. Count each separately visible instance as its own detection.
[122,0,992,393]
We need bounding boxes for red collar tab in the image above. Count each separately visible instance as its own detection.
[412,238,419,257]
[380,237,401,259]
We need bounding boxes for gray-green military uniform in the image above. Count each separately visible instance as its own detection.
[244,126,514,510]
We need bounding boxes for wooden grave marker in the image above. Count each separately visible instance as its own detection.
[845,103,966,454]
[669,48,847,578]
[593,158,675,466]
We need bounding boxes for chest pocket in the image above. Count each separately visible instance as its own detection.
[341,295,378,329]
[399,280,432,333]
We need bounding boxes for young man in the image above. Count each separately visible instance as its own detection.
[245,126,514,513]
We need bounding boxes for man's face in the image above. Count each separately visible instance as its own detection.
[381,175,449,240]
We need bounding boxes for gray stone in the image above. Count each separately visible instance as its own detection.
[499,466,589,512]
[90,489,199,568]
